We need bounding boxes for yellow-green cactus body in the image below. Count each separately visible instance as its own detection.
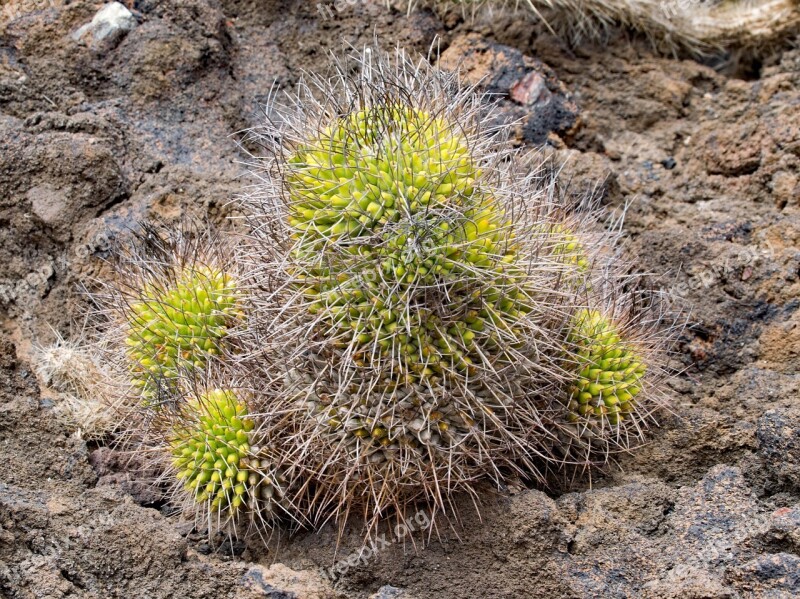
[286,105,531,382]
[567,309,647,425]
[548,223,590,272]
[171,389,256,512]
[287,106,482,245]
[125,265,241,397]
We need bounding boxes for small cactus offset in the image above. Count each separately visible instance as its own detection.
[566,309,646,426]
[170,388,256,512]
[126,264,242,398]
[534,285,675,471]
[94,223,244,403]
[33,331,133,440]
[548,223,591,273]
[74,47,678,543]
[167,387,290,520]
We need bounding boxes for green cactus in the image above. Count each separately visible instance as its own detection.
[171,389,265,513]
[286,104,533,384]
[254,55,646,531]
[85,49,675,538]
[125,265,242,398]
[566,309,647,425]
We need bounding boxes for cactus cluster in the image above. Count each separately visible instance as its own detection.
[83,48,675,541]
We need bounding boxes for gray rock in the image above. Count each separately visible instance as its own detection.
[370,586,408,599]
[239,563,336,598]
[72,2,137,44]
[240,566,297,599]
[737,553,800,593]
[761,506,800,553]
[27,184,69,226]
[559,467,778,597]
[439,34,579,145]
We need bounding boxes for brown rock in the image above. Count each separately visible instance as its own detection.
[704,123,763,176]
[758,314,800,373]
[770,170,799,209]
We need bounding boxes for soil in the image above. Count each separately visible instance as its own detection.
[1,1,799,597]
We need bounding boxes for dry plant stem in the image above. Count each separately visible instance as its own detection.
[34,330,132,440]
[695,0,800,48]
[440,0,800,54]
[537,0,800,52]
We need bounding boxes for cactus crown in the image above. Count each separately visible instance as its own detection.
[287,105,484,247]
[124,264,241,398]
[170,388,255,512]
[285,102,542,385]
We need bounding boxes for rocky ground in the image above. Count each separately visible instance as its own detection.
[1,1,799,597]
